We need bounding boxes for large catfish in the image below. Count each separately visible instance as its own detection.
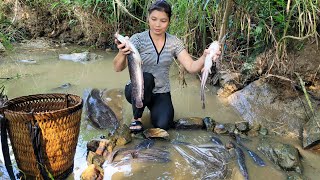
[86,88,119,135]
[114,32,144,108]
[200,41,220,109]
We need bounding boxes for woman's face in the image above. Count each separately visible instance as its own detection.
[148,10,170,36]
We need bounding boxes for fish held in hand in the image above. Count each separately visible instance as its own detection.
[200,41,220,109]
[114,32,144,108]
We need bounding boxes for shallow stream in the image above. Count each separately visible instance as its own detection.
[0,45,319,180]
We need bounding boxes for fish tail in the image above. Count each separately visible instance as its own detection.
[200,70,208,109]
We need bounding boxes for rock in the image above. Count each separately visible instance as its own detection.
[80,164,103,180]
[87,140,100,152]
[227,79,311,137]
[111,124,132,146]
[219,71,241,87]
[217,71,242,97]
[59,51,90,62]
[143,128,169,139]
[0,42,5,52]
[258,138,303,173]
[302,114,320,149]
[224,123,236,133]
[247,130,259,137]
[287,172,305,180]
[247,123,261,137]
[259,127,268,136]
[86,151,105,167]
[202,117,216,131]
[235,121,249,132]
[217,81,241,98]
[214,124,228,134]
[173,117,204,129]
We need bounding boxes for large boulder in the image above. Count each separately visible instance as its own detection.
[227,79,312,136]
[302,114,320,149]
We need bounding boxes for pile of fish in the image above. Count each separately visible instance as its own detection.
[107,139,170,167]
[228,133,266,180]
[172,134,267,180]
[172,136,230,179]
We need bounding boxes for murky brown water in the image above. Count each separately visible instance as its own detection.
[0,46,319,180]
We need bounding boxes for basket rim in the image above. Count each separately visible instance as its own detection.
[3,93,83,116]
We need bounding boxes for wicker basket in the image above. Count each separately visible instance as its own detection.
[3,93,83,179]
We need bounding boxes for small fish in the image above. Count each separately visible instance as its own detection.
[230,133,266,167]
[200,41,220,109]
[211,135,224,146]
[234,136,266,166]
[173,145,206,168]
[135,139,155,150]
[232,142,249,180]
[114,32,144,108]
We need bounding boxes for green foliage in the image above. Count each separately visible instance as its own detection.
[0,2,12,50]
[168,0,220,55]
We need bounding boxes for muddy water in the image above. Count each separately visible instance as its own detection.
[0,46,319,180]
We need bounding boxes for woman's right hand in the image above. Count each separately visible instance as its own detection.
[115,38,131,55]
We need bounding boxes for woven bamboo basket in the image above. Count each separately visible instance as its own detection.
[3,93,83,179]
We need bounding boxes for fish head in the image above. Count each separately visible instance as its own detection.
[209,41,220,52]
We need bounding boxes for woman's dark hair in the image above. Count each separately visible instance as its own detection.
[148,0,172,20]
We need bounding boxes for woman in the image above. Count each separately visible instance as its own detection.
[113,0,220,133]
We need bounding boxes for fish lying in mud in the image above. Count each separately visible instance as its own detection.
[200,41,220,109]
[230,133,266,167]
[173,145,206,168]
[114,32,144,108]
[172,140,228,179]
[86,88,119,134]
[135,139,155,150]
[107,139,170,165]
[231,141,249,180]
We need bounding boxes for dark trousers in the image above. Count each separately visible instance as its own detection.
[125,72,174,130]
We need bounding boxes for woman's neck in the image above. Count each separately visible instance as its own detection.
[149,31,166,41]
